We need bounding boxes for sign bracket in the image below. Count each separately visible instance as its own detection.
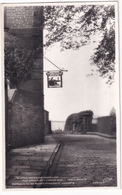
[44,56,68,88]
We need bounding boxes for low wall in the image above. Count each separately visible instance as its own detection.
[97,116,113,135]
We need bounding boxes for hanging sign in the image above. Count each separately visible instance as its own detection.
[46,71,63,88]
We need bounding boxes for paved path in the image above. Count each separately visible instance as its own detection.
[6,135,60,188]
[41,134,117,188]
[6,134,117,189]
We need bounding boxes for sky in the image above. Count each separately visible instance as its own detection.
[41,2,119,122]
[43,40,117,121]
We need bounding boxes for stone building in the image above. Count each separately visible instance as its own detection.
[5,6,45,148]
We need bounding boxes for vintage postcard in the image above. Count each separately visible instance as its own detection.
[1,1,120,190]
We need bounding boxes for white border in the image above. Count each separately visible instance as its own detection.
[0,0,121,194]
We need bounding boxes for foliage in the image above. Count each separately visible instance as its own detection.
[64,110,93,133]
[110,107,116,132]
[5,5,115,87]
[5,31,35,88]
[110,107,116,117]
[91,24,115,84]
[44,5,115,84]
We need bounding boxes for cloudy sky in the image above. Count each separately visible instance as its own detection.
[44,39,116,121]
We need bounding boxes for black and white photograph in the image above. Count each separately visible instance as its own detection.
[1,1,120,190]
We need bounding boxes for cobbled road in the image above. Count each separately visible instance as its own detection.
[42,134,117,188]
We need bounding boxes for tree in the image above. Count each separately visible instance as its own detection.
[64,110,93,133]
[44,4,115,84]
[5,31,35,88]
[5,4,116,87]
[110,107,116,133]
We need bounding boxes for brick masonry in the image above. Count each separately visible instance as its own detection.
[5,6,45,148]
[5,6,43,29]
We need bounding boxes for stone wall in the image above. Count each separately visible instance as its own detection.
[91,124,97,132]
[44,110,52,135]
[8,90,44,148]
[5,6,44,148]
[97,116,114,135]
